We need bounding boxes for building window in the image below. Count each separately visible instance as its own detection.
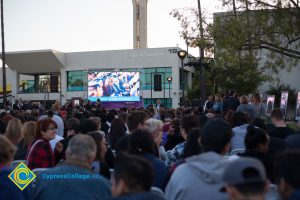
[141,67,172,90]
[67,71,87,91]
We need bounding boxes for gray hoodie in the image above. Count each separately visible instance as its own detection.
[165,152,230,200]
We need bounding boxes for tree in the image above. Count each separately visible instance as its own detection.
[171,0,300,95]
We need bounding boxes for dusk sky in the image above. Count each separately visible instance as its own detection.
[2,0,223,56]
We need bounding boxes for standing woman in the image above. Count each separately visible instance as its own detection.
[213,94,223,114]
[26,119,62,170]
[5,118,23,146]
[251,93,266,119]
[88,131,110,179]
[14,121,36,160]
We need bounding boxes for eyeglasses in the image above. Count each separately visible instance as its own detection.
[48,127,56,131]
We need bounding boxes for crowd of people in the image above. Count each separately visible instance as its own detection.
[0,89,300,200]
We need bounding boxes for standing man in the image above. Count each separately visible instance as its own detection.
[156,99,164,110]
[223,89,240,114]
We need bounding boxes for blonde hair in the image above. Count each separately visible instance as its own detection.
[21,121,36,147]
[0,135,16,164]
[240,95,250,104]
[5,118,22,145]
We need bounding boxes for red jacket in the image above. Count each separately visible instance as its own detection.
[26,138,55,170]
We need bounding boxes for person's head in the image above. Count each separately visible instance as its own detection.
[229,89,236,96]
[128,129,154,155]
[47,110,54,118]
[181,114,199,140]
[183,128,202,158]
[109,118,127,149]
[156,99,161,105]
[271,109,284,126]
[252,118,267,131]
[126,111,148,132]
[239,95,250,104]
[222,158,269,200]
[65,134,97,166]
[215,94,222,102]
[0,135,16,167]
[65,118,80,137]
[245,125,269,153]
[200,118,232,155]
[112,153,154,197]
[5,118,23,145]
[21,121,36,147]
[88,131,107,161]
[225,110,235,127]
[274,150,300,200]
[118,112,127,124]
[36,119,57,141]
[80,119,98,134]
[89,117,101,130]
[208,95,214,101]
[253,93,261,104]
[232,112,249,127]
[107,112,116,123]
[146,118,163,139]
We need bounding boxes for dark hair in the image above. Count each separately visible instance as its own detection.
[128,129,154,155]
[65,118,80,134]
[271,109,283,120]
[181,114,199,134]
[106,112,116,123]
[126,111,148,132]
[183,128,202,158]
[47,110,54,118]
[80,119,97,134]
[113,153,154,193]
[252,118,267,131]
[229,89,236,96]
[88,131,105,161]
[109,118,127,150]
[201,119,232,154]
[232,112,249,127]
[118,112,127,124]
[0,120,6,135]
[245,125,268,150]
[36,119,57,138]
[274,150,300,189]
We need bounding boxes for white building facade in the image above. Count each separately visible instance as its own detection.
[2,47,194,108]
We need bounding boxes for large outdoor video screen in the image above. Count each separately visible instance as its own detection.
[88,71,140,102]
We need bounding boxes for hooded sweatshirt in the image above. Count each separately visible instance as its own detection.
[165,152,230,200]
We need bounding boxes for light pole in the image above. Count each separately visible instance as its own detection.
[1,0,7,108]
[177,50,187,104]
[167,77,172,99]
[197,0,206,100]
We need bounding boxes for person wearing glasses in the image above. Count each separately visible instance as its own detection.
[26,119,63,170]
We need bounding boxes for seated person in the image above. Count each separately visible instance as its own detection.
[111,153,164,200]
[0,135,31,200]
[33,135,111,200]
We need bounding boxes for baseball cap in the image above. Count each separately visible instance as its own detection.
[220,158,266,192]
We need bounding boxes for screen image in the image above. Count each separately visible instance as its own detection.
[266,95,275,115]
[280,91,289,118]
[88,71,140,102]
[296,91,300,120]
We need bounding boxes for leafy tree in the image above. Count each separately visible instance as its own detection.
[171,0,300,96]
